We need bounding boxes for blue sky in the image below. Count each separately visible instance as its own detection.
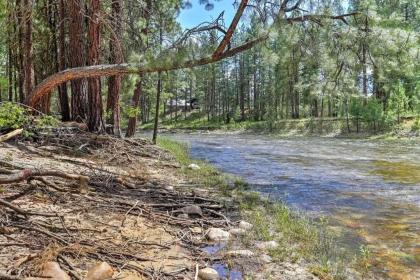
[178,0,236,29]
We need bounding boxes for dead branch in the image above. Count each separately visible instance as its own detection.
[0,129,23,143]
[0,169,89,185]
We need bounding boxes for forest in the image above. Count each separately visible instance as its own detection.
[0,1,419,280]
[0,0,418,138]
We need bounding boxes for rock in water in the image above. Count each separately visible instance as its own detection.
[198,267,219,280]
[229,228,246,236]
[255,241,279,250]
[206,228,231,241]
[188,163,201,170]
[179,205,203,216]
[42,262,71,280]
[239,221,253,230]
[86,262,114,280]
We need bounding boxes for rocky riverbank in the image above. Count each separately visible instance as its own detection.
[0,128,362,279]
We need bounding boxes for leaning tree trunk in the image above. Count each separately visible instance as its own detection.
[87,0,104,133]
[67,0,87,121]
[106,0,123,136]
[26,37,266,108]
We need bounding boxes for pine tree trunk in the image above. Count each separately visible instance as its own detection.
[57,0,71,121]
[126,79,143,137]
[126,0,151,137]
[16,0,24,103]
[87,0,104,133]
[22,0,35,101]
[152,73,162,144]
[106,0,123,136]
[67,0,87,121]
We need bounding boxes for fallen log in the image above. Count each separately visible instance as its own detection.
[0,129,23,142]
[0,169,89,185]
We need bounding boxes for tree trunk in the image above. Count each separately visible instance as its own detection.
[152,73,162,144]
[126,78,143,137]
[106,0,123,136]
[87,0,104,133]
[27,37,266,107]
[16,0,24,103]
[126,0,151,136]
[57,0,71,121]
[22,0,35,101]
[67,0,87,121]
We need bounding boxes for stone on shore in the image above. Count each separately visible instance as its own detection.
[259,254,273,263]
[229,228,246,236]
[255,241,279,250]
[226,249,254,257]
[165,185,174,192]
[206,228,231,241]
[191,227,203,234]
[238,221,253,230]
[86,262,114,280]
[177,213,189,219]
[188,163,201,170]
[42,262,71,280]
[179,205,203,216]
[198,267,220,280]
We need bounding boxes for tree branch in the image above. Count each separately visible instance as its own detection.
[212,0,249,58]
[0,169,89,184]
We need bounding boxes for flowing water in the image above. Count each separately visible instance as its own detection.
[159,133,419,279]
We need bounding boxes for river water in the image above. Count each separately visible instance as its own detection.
[160,133,420,279]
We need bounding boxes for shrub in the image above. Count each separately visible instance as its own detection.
[0,102,28,130]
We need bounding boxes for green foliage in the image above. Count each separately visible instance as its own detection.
[0,102,60,133]
[362,99,383,127]
[124,106,141,118]
[35,115,59,128]
[389,81,409,123]
[0,102,28,130]
[412,118,420,132]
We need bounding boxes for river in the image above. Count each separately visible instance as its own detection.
[160,133,420,279]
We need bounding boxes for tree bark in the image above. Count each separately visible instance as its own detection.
[86,0,104,133]
[126,0,151,137]
[152,73,162,144]
[16,0,24,103]
[67,0,87,121]
[125,78,142,137]
[57,0,71,121]
[22,0,35,101]
[106,0,124,136]
[27,36,266,110]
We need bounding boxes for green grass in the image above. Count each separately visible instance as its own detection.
[157,137,357,280]
[143,111,419,139]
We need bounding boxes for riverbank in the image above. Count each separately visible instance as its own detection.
[0,128,366,280]
[141,115,419,139]
[157,138,370,280]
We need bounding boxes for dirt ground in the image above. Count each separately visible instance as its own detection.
[0,130,233,279]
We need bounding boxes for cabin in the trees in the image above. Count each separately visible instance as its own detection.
[166,98,199,113]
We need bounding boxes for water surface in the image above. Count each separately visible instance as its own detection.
[160,133,420,279]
